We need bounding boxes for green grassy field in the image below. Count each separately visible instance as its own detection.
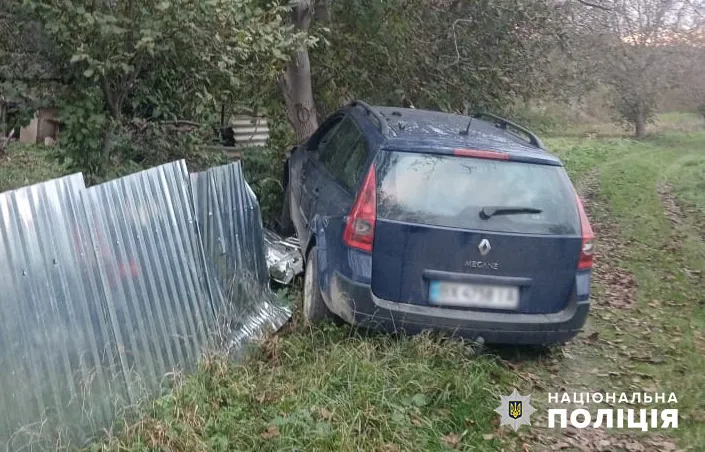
[513,127,705,450]
[4,114,705,451]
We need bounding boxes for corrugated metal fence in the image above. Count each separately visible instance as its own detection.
[0,160,291,450]
[230,115,269,149]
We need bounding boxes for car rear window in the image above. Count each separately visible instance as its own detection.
[374,150,580,235]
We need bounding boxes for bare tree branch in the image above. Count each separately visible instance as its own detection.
[440,18,473,68]
[576,0,613,11]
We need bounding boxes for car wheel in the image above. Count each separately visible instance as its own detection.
[278,184,295,236]
[303,247,332,324]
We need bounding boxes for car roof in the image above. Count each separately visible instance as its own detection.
[358,105,562,166]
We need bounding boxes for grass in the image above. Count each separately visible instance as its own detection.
[8,113,703,450]
[545,110,705,138]
[516,129,705,448]
[0,143,69,192]
[597,134,705,446]
[89,327,515,451]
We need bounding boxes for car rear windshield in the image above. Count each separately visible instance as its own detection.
[374,150,580,235]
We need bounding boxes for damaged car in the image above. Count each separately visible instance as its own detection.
[279,101,594,345]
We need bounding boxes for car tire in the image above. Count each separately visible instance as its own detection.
[303,247,332,324]
[278,184,296,236]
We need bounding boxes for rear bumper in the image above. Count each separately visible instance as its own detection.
[328,271,590,345]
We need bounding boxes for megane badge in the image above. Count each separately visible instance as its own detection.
[478,239,491,256]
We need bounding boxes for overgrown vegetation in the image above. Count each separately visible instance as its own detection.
[89,327,512,451]
[4,0,702,190]
[3,0,302,181]
[308,0,569,116]
[567,0,705,137]
[0,143,68,192]
[517,127,705,449]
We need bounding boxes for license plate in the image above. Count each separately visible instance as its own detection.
[429,280,520,309]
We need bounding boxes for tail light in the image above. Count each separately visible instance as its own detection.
[575,194,594,269]
[343,164,377,252]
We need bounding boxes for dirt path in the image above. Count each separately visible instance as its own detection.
[506,168,682,452]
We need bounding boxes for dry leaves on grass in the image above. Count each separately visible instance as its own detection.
[595,267,637,309]
[658,184,683,225]
[260,425,280,440]
[254,391,280,404]
[259,335,282,363]
[537,426,679,452]
[694,330,705,354]
[577,175,638,310]
[441,433,461,448]
[567,429,677,452]
[317,407,333,421]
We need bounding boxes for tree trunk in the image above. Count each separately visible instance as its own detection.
[634,107,646,139]
[0,100,7,137]
[280,0,319,143]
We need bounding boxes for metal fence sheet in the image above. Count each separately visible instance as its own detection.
[0,159,291,450]
[79,161,215,404]
[0,173,125,448]
[190,163,290,352]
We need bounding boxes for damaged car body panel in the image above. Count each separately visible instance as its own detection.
[264,229,304,285]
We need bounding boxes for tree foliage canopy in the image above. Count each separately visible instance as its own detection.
[2,0,704,182]
[309,0,571,118]
[566,0,705,136]
[5,0,302,177]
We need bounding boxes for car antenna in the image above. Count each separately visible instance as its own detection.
[460,118,472,136]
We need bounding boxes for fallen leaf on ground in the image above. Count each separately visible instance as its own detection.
[647,440,677,451]
[318,407,333,420]
[441,433,461,448]
[260,425,280,440]
[624,441,645,451]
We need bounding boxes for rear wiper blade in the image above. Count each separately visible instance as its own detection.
[479,205,543,219]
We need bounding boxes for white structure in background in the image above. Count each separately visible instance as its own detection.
[18,108,61,145]
[230,114,269,149]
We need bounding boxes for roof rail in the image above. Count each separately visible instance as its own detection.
[350,100,389,135]
[472,112,544,149]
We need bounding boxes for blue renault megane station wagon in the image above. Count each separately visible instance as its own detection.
[279,101,594,345]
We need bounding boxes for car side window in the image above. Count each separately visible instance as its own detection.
[319,116,368,191]
[307,116,343,153]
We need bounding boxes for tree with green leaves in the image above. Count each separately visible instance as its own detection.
[279,0,573,141]
[8,0,303,178]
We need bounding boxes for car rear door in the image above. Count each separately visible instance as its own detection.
[303,114,371,233]
[289,114,345,244]
[370,149,584,315]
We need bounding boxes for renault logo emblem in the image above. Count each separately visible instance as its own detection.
[478,239,491,256]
